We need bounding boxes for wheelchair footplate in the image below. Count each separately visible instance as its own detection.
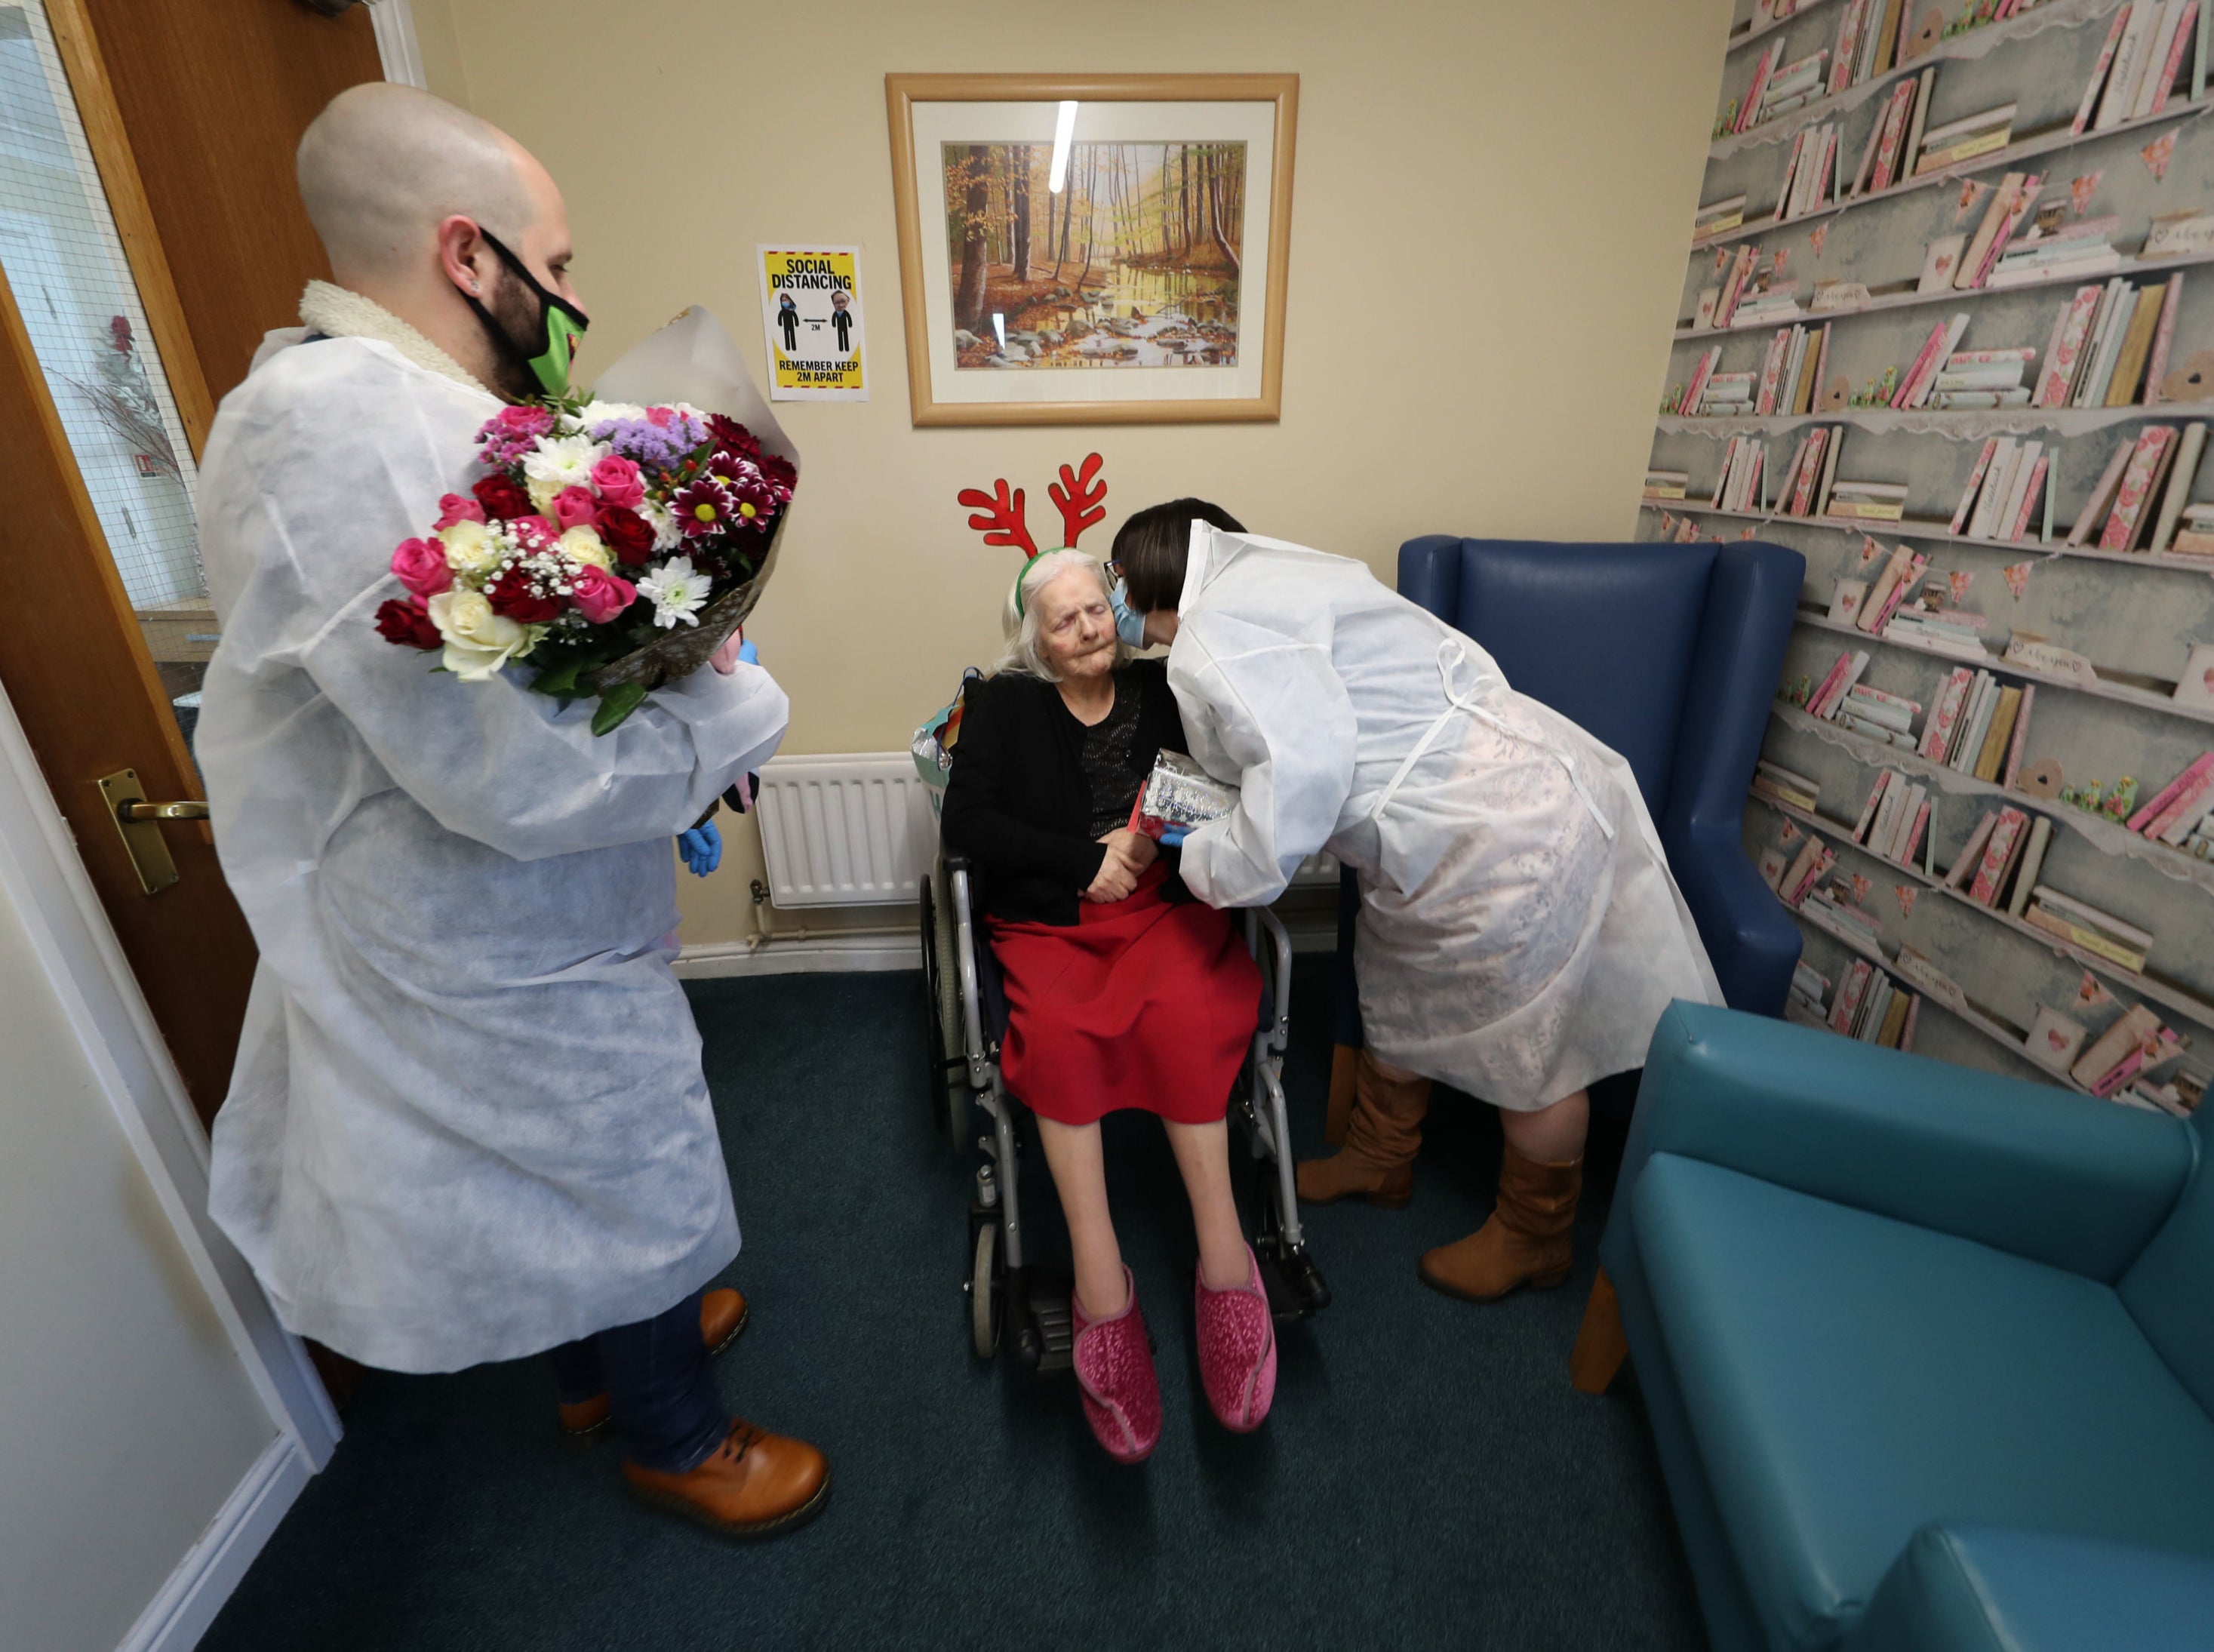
[1013,1266,1075,1374]
[1253,1235,1332,1321]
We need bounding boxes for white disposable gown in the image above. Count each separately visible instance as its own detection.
[195,313,787,1373]
[1167,525,1723,1110]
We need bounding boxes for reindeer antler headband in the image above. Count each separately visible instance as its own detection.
[957,454,1109,617]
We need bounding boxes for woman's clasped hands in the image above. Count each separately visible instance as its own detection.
[1085,826,1157,903]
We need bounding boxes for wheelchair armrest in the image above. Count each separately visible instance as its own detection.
[1249,906,1293,1044]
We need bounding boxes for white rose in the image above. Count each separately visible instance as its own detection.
[527,475,564,515]
[438,518,502,575]
[557,525,610,569]
[427,589,539,681]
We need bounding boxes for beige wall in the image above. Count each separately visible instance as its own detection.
[419,0,1733,944]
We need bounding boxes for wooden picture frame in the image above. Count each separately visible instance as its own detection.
[885,72,1296,426]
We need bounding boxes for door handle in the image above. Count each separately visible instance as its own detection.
[96,768,208,894]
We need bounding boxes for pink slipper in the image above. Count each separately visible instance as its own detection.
[1195,1246,1277,1432]
[1071,1268,1160,1463]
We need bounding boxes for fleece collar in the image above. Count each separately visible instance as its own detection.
[298,279,491,395]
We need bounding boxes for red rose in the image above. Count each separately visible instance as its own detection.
[374,597,441,650]
[598,506,657,565]
[486,566,560,623]
[472,472,532,521]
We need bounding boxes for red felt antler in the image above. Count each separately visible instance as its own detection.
[1048,452,1108,548]
[956,477,1038,559]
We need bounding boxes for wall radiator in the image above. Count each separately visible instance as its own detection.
[753,753,937,909]
[752,752,1339,909]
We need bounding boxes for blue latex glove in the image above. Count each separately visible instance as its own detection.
[737,638,758,665]
[677,820,723,876]
[1158,828,1188,848]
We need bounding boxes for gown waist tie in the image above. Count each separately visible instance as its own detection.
[1370,640,1616,841]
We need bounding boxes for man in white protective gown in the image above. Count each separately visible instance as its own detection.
[1105,501,1724,1306]
[195,84,829,1539]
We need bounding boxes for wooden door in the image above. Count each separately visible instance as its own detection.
[0,0,380,1127]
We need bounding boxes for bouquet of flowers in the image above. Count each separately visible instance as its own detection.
[373,307,798,734]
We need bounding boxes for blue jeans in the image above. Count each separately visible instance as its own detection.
[547,1287,726,1472]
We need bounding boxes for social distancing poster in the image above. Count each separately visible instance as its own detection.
[757,245,868,401]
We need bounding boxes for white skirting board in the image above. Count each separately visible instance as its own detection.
[676,932,922,977]
[115,1435,312,1652]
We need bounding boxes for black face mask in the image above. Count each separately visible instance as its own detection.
[463,229,590,397]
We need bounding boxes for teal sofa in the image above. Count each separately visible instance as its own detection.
[1605,1002,2214,1650]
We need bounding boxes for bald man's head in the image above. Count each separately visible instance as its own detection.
[296,84,583,398]
[298,83,534,281]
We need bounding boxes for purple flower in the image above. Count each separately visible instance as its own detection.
[589,412,708,472]
[476,405,556,466]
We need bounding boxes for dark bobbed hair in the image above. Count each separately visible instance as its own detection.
[1111,497,1246,614]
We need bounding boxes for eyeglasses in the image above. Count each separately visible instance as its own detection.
[1105,560,1123,581]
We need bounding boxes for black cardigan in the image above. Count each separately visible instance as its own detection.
[939,660,1191,926]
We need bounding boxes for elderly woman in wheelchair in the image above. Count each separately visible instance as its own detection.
[937,549,1278,1463]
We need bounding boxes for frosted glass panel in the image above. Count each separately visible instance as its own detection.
[0,0,211,743]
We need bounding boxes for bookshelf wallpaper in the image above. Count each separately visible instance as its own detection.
[1647,0,2214,1110]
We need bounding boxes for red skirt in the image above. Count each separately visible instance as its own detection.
[990,863,1262,1126]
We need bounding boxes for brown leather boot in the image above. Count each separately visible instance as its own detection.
[1296,1047,1430,1207]
[623,1418,831,1538]
[1418,1145,1581,1303]
[558,1287,751,1436]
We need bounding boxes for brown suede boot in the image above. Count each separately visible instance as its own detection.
[1296,1048,1431,1208]
[1418,1145,1581,1303]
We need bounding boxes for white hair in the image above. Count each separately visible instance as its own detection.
[998,549,1129,681]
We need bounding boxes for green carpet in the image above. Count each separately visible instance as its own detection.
[200,967,1703,1650]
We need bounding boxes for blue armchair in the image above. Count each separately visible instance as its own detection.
[1607,1001,2214,1651]
[1395,536,1805,1014]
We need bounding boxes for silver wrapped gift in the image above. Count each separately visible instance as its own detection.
[1138,749,1239,834]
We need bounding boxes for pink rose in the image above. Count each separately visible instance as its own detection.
[645,405,676,426]
[552,485,601,529]
[494,404,555,436]
[510,514,558,550]
[389,537,452,598]
[435,492,487,529]
[570,564,636,624]
[589,454,646,511]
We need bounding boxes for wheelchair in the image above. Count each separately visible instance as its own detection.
[916,772,1330,1375]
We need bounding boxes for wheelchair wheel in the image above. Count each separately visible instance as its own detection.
[918,872,964,1141]
[970,1222,1002,1358]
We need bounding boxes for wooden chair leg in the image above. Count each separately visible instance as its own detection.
[1570,1266,1628,1395]
[1324,1043,1359,1146]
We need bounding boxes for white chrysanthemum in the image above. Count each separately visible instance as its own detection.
[520,432,609,494]
[641,497,685,552]
[636,556,710,629]
[575,398,647,425]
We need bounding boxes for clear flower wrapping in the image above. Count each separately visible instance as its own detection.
[1136,750,1239,836]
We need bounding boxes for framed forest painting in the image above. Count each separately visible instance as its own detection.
[885,73,1296,426]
